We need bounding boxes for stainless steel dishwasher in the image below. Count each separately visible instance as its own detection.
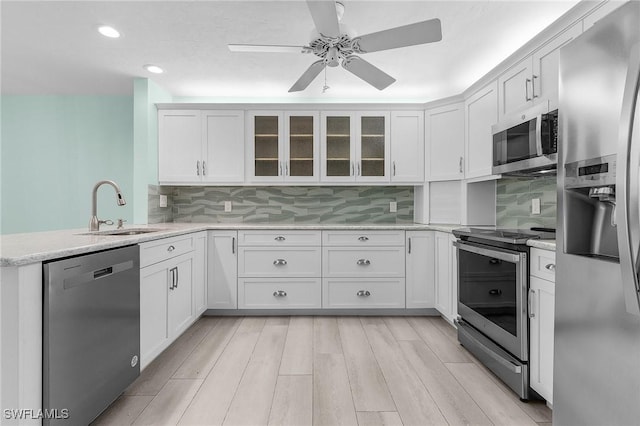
[43,245,140,426]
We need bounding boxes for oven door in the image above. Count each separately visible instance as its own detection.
[454,240,528,360]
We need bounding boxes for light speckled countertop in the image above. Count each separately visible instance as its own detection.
[0,222,556,266]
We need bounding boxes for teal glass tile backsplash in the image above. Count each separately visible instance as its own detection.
[149,185,414,224]
[496,176,557,228]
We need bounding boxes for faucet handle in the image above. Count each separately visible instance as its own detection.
[100,219,114,226]
[117,219,127,229]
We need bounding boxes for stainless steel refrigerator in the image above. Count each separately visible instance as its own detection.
[556,2,640,425]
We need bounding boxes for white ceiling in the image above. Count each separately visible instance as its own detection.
[1,0,580,102]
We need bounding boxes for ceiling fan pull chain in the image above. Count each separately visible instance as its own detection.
[323,66,330,93]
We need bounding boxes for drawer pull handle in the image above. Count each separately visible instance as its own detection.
[357,290,371,297]
[275,236,286,241]
[358,236,369,242]
[357,259,371,266]
[273,259,288,266]
[273,290,287,297]
[167,245,175,252]
[545,263,556,271]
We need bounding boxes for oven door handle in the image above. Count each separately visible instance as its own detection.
[453,241,522,263]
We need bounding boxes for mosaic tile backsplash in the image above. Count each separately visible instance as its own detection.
[496,176,557,229]
[149,186,413,224]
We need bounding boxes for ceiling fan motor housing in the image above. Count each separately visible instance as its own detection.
[309,34,362,66]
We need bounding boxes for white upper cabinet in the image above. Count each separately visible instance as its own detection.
[158,109,244,184]
[465,81,499,180]
[248,111,320,183]
[158,110,202,183]
[202,111,245,183]
[583,0,626,30]
[425,102,465,181]
[498,23,582,118]
[390,111,425,183]
[321,112,390,183]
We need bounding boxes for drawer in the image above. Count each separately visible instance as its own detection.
[238,278,322,309]
[238,247,321,277]
[323,247,405,278]
[237,230,321,246]
[140,234,195,268]
[322,278,405,309]
[322,230,405,246]
[530,248,556,282]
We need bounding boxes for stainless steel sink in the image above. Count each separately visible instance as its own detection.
[81,228,165,236]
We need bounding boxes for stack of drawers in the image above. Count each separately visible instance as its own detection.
[322,231,406,308]
[237,230,322,309]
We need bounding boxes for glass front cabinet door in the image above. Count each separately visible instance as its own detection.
[321,112,390,182]
[248,111,319,183]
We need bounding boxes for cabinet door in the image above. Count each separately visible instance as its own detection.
[321,112,356,182]
[449,234,458,321]
[357,112,390,182]
[140,262,169,368]
[247,112,283,182]
[498,57,534,119]
[426,103,465,181]
[158,110,202,183]
[465,81,499,179]
[192,232,207,316]
[434,232,453,320]
[168,256,193,338]
[532,23,583,110]
[202,110,245,183]
[529,275,555,403]
[208,231,238,309]
[406,231,435,309]
[390,111,425,183]
[285,111,320,182]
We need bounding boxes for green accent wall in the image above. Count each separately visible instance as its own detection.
[1,96,134,234]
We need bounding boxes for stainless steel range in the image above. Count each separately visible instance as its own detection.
[452,227,554,400]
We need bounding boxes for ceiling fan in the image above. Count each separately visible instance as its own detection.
[228,0,442,92]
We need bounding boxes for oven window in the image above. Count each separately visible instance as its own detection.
[458,249,518,336]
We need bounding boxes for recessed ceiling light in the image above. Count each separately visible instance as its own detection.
[144,64,164,74]
[97,25,120,38]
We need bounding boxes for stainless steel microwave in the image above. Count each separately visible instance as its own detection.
[492,104,558,176]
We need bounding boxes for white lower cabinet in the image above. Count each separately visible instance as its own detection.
[323,246,405,278]
[207,231,238,309]
[323,278,405,308]
[529,247,556,404]
[193,231,208,316]
[238,278,322,309]
[405,231,435,309]
[434,231,458,323]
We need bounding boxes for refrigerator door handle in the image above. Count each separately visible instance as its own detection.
[617,44,640,316]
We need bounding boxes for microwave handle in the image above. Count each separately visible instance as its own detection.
[535,114,543,157]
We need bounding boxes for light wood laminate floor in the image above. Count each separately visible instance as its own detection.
[92,316,552,426]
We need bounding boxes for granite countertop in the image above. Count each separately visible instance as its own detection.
[527,239,556,251]
[1,222,467,267]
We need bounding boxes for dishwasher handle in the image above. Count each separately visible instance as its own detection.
[64,260,134,290]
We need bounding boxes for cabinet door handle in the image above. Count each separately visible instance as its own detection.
[532,75,539,98]
[351,161,354,176]
[525,78,532,101]
[175,266,179,288]
[196,160,200,176]
[279,162,283,176]
[285,162,289,176]
[274,236,286,241]
[232,237,235,254]
[167,245,175,252]
[408,237,412,254]
[393,161,396,176]
[357,162,361,176]
[459,157,464,173]
[528,288,536,318]
[358,236,369,242]
[273,290,287,297]
[356,290,371,297]
[202,160,206,176]
[545,263,556,272]
[169,267,176,290]
[356,259,371,266]
[273,259,288,266]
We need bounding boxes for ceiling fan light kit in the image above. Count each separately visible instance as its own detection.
[228,0,443,93]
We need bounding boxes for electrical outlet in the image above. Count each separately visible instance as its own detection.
[390,201,397,213]
[159,194,168,208]
[531,198,541,215]
[224,201,232,212]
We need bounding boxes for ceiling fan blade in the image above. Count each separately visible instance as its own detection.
[306,0,340,38]
[289,60,326,92]
[228,44,311,54]
[342,56,396,90]
[355,18,442,53]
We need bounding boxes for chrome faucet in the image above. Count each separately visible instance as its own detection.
[89,180,126,231]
